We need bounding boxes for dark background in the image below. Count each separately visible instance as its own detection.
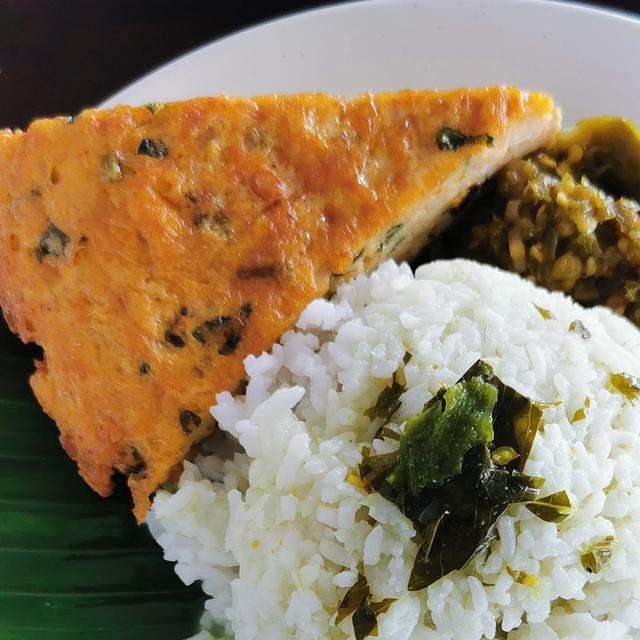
[1,0,638,129]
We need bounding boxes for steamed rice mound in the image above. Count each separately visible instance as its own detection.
[149,259,640,640]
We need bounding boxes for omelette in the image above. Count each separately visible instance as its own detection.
[0,87,560,521]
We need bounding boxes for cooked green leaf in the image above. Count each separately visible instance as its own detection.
[336,573,369,624]
[533,304,555,320]
[377,223,405,252]
[525,490,572,523]
[351,599,377,640]
[501,409,541,472]
[511,401,545,471]
[405,446,540,591]
[359,449,399,490]
[144,102,163,114]
[352,360,563,593]
[463,360,545,472]
[481,465,542,506]
[397,375,497,494]
[506,565,538,586]
[491,446,519,466]
[581,535,615,573]
[436,127,493,151]
[353,597,396,640]
[375,425,401,441]
[138,138,168,158]
[336,573,396,640]
[407,513,445,591]
[571,407,587,423]
[609,372,640,402]
[385,223,404,241]
[365,373,406,421]
[570,397,591,424]
[370,598,397,617]
[569,319,591,340]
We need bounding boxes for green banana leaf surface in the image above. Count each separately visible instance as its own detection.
[0,319,205,639]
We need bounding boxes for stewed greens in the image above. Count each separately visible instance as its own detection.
[343,359,570,639]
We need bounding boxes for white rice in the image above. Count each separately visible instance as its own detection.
[148,259,640,640]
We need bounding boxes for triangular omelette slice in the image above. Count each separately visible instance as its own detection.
[0,87,560,521]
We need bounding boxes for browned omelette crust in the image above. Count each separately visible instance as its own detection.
[0,88,558,520]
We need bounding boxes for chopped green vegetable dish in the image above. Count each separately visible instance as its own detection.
[422,117,640,328]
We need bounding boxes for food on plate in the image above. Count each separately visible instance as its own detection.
[0,86,560,520]
[6,72,640,639]
[150,259,640,640]
[428,117,640,326]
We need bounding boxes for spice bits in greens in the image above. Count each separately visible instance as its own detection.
[356,360,570,593]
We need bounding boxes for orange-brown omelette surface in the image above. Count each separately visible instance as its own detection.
[0,88,560,520]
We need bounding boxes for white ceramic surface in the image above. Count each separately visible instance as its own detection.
[103,0,640,125]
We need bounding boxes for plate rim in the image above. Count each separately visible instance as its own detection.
[102,0,640,108]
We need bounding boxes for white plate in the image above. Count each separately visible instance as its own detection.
[103,0,640,126]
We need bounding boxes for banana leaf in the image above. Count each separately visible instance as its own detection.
[0,319,204,640]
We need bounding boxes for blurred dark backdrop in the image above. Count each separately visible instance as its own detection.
[0,0,638,129]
